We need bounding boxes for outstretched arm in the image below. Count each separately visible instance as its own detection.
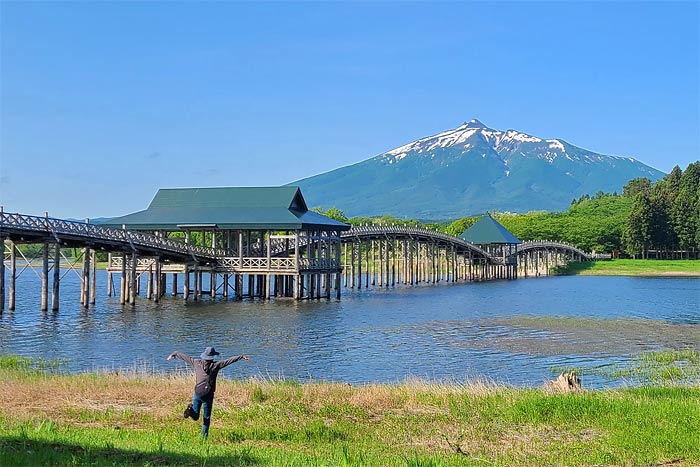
[167,351,195,366]
[217,355,249,369]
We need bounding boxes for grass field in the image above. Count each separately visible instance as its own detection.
[1,355,699,466]
[554,259,700,276]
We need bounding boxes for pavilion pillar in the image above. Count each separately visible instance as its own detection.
[210,271,217,297]
[0,240,5,311]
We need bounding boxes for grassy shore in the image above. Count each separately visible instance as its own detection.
[1,357,699,466]
[554,259,700,277]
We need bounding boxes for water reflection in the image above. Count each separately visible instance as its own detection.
[0,271,698,387]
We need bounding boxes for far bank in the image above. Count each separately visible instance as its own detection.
[554,259,700,277]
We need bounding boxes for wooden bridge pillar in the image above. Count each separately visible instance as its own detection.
[52,243,60,311]
[90,250,97,305]
[391,237,396,287]
[41,242,49,311]
[107,256,113,297]
[384,239,390,288]
[183,265,190,300]
[80,247,90,307]
[154,259,161,303]
[172,273,178,297]
[370,240,376,286]
[343,243,348,287]
[119,253,126,305]
[8,241,16,310]
[129,252,137,305]
[357,242,363,289]
[147,264,153,299]
[350,242,356,288]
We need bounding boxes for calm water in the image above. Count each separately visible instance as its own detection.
[1,270,698,388]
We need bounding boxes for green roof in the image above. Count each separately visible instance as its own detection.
[103,186,350,231]
[459,214,521,245]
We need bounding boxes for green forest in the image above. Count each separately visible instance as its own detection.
[316,162,700,258]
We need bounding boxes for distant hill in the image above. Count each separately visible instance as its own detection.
[292,119,664,219]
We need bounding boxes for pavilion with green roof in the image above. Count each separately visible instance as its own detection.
[460,214,520,279]
[103,186,350,300]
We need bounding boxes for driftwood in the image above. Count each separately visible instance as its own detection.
[544,372,582,393]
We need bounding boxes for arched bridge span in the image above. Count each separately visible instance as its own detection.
[519,241,593,261]
[342,225,492,261]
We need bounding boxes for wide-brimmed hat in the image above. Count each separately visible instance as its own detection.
[200,347,220,361]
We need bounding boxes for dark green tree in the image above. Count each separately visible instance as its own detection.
[312,207,349,223]
[623,177,652,197]
[624,191,653,258]
[671,163,700,251]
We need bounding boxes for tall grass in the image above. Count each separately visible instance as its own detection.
[1,355,698,466]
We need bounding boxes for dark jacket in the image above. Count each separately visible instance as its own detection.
[171,351,245,397]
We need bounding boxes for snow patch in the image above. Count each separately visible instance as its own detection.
[546,139,565,151]
[506,130,542,143]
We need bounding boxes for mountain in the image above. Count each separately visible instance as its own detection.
[292,119,665,219]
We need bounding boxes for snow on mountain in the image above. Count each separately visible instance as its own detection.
[293,119,665,218]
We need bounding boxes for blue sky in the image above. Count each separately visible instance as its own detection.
[1,1,698,218]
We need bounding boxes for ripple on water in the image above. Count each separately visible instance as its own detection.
[0,273,698,387]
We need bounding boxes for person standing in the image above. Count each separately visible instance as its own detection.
[167,346,249,438]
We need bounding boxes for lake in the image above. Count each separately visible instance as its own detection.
[1,271,698,388]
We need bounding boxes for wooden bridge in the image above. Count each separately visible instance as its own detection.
[1,209,601,310]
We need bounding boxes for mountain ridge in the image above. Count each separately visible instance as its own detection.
[292,120,665,219]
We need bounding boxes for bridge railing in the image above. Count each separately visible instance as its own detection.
[519,240,594,260]
[0,211,225,260]
[215,257,339,272]
[343,225,492,258]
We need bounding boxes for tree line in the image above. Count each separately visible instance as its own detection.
[314,162,700,258]
[622,162,700,258]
